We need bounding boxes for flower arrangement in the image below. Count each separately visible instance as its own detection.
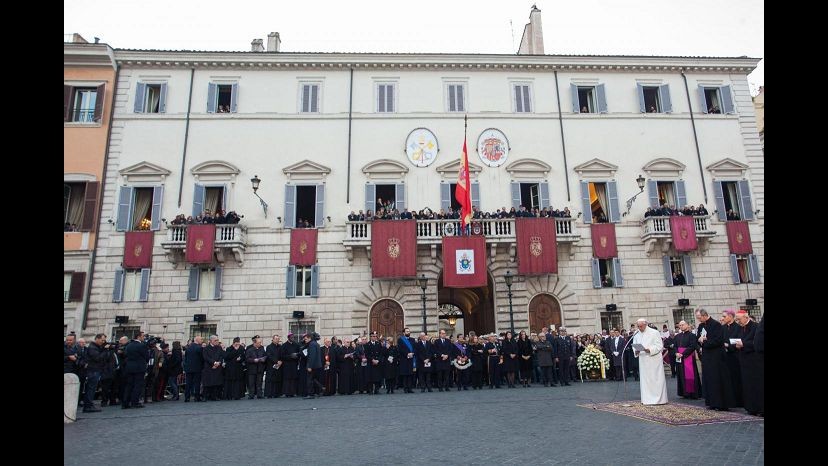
[137,218,152,230]
[577,344,610,371]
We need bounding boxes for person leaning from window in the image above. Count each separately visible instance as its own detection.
[726,209,740,221]
[696,204,708,216]
[648,105,657,113]
[708,105,721,114]
[602,274,614,287]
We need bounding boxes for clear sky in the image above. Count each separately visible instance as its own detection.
[65,0,764,95]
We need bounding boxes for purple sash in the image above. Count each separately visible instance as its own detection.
[677,347,695,394]
[454,342,466,356]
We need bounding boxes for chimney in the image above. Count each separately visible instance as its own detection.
[251,39,264,52]
[72,33,89,44]
[266,32,281,52]
[517,5,544,55]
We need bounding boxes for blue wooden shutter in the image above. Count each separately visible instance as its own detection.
[596,84,607,113]
[570,83,580,113]
[514,85,523,113]
[188,267,200,301]
[748,254,761,283]
[591,258,601,288]
[457,84,465,112]
[440,183,451,211]
[511,182,521,209]
[522,85,531,113]
[213,266,223,300]
[207,83,217,113]
[365,184,376,213]
[659,84,672,113]
[378,84,386,112]
[607,180,620,223]
[315,184,325,227]
[729,254,740,284]
[580,181,592,224]
[647,180,659,208]
[662,256,673,287]
[230,83,239,113]
[612,258,624,287]
[311,85,319,113]
[112,268,125,303]
[539,182,550,209]
[192,184,205,217]
[116,186,133,231]
[151,186,164,231]
[713,181,726,221]
[310,265,320,297]
[682,255,694,285]
[675,180,687,209]
[720,85,735,114]
[159,83,168,113]
[286,265,296,298]
[387,85,395,113]
[284,185,296,228]
[139,268,151,302]
[697,85,708,114]
[395,183,406,212]
[471,182,480,210]
[737,180,754,220]
[448,85,456,112]
[134,82,146,113]
[636,83,646,113]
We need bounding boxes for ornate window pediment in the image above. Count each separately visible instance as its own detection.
[361,159,408,181]
[190,160,240,184]
[504,158,552,179]
[435,158,482,180]
[282,159,332,180]
[642,158,686,178]
[119,161,171,183]
[573,158,618,179]
[706,158,749,179]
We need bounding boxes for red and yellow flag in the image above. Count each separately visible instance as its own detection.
[455,136,472,230]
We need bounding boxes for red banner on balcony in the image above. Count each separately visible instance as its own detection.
[290,228,318,266]
[371,220,417,278]
[123,231,154,268]
[186,224,216,264]
[591,223,618,259]
[670,216,698,252]
[442,235,487,288]
[516,218,558,275]
[726,220,753,254]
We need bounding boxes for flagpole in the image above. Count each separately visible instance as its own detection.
[463,114,468,236]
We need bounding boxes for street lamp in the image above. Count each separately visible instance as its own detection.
[622,174,647,217]
[250,175,269,218]
[505,270,514,333]
[438,305,464,329]
[418,274,428,333]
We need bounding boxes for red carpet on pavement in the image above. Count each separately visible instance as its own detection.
[577,401,762,426]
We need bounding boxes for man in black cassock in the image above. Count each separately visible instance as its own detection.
[279,333,300,397]
[323,338,337,396]
[364,331,384,394]
[674,321,702,399]
[223,337,245,400]
[397,328,417,393]
[245,336,267,399]
[734,311,764,416]
[336,339,354,395]
[721,310,744,407]
[264,335,282,398]
[201,335,225,401]
[695,309,735,410]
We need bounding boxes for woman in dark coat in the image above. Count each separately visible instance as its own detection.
[223,338,245,400]
[500,331,518,388]
[516,331,533,387]
[468,335,485,390]
[166,341,183,400]
[382,337,399,394]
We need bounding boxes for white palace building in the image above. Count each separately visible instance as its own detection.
[77,8,763,343]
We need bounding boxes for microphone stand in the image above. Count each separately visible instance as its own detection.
[620,329,639,407]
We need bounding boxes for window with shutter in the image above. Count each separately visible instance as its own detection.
[70,87,98,123]
[447,83,466,112]
[300,83,321,113]
[377,83,396,113]
[513,84,532,113]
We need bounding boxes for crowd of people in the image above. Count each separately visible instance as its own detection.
[644,203,709,218]
[348,203,573,222]
[169,209,242,226]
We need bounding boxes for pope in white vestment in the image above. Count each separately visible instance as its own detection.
[633,320,669,405]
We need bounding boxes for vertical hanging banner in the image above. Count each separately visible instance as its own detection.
[371,220,417,278]
[123,231,154,268]
[186,224,216,264]
[591,223,618,258]
[516,218,558,275]
[442,235,487,288]
[670,216,698,252]
[726,220,753,254]
[290,228,318,265]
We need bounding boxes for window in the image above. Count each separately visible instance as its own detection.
[112,326,142,340]
[578,87,596,113]
[592,257,623,288]
[139,84,165,113]
[739,305,762,320]
[64,183,85,230]
[441,182,479,214]
[731,254,760,284]
[642,87,660,113]
[521,183,541,211]
[69,87,98,122]
[571,84,607,113]
[377,83,396,113]
[204,186,225,215]
[662,255,693,286]
[190,324,217,341]
[300,83,320,113]
[116,186,164,231]
[637,84,672,113]
[589,182,609,223]
[699,85,734,114]
[513,84,532,113]
[64,273,72,303]
[580,180,620,224]
[286,265,319,298]
[446,83,466,112]
[714,180,753,221]
[704,88,721,113]
[132,187,155,230]
[285,184,326,228]
[64,272,86,302]
[188,267,223,301]
[123,269,143,301]
[113,268,150,302]
[289,321,315,339]
[672,308,695,327]
[364,184,407,218]
[207,83,238,113]
[599,259,615,287]
[600,312,623,333]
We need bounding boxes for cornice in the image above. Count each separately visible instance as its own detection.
[64,44,116,70]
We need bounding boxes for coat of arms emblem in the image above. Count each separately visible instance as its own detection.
[458,252,472,271]
[736,232,744,243]
[600,236,607,248]
[133,244,143,257]
[529,236,542,257]
[387,237,400,259]
[299,240,308,254]
[195,238,204,251]
[680,228,688,240]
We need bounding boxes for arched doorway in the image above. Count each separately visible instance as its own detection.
[369,299,405,338]
[438,272,496,335]
[528,293,562,333]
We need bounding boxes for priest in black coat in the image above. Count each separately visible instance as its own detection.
[201,336,225,401]
[695,309,735,410]
[223,338,245,400]
[674,321,702,399]
[245,336,267,399]
[264,335,282,398]
[396,328,417,393]
[721,310,744,407]
[279,334,301,397]
[734,311,764,416]
[336,340,355,395]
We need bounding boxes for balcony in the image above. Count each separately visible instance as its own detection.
[344,217,581,264]
[641,216,715,256]
[160,224,247,266]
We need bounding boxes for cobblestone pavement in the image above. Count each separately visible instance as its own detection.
[64,378,763,465]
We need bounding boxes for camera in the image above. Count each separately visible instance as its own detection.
[145,335,162,346]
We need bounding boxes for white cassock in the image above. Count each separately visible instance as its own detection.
[633,327,669,405]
